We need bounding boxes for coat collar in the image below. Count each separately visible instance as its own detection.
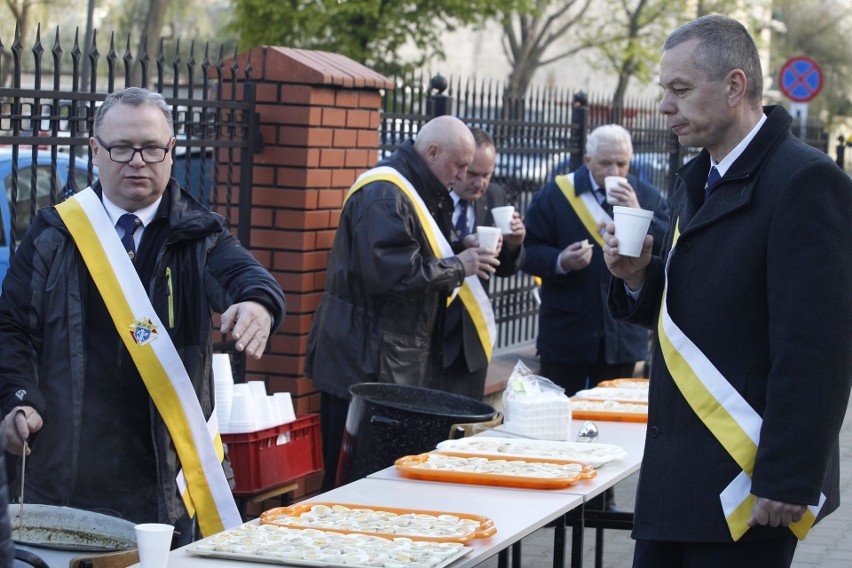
[671,105,793,233]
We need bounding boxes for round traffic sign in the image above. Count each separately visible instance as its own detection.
[779,56,823,102]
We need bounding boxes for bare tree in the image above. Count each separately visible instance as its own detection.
[500,0,596,99]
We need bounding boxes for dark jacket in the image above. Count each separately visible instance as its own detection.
[444,182,525,374]
[306,142,467,399]
[610,106,852,542]
[0,180,285,531]
[523,165,668,365]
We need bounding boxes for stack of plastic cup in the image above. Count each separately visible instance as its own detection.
[247,380,276,430]
[273,392,297,425]
[228,383,256,433]
[212,354,234,433]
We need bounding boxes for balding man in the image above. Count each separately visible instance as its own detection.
[307,115,500,490]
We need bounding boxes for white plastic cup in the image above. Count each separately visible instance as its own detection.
[135,523,174,568]
[491,205,515,234]
[228,386,256,433]
[477,226,501,251]
[212,354,233,433]
[273,392,297,424]
[612,206,654,258]
[604,176,628,205]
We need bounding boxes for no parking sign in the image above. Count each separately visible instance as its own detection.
[779,56,823,102]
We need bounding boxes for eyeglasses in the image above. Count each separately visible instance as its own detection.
[95,136,170,164]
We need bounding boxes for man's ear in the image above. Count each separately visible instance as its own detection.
[726,68,747,108]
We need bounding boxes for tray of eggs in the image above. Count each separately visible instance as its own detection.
[259,503,496,543]
[394,451,596,489]
[189,522,470,567]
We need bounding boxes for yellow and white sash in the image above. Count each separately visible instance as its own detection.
[658,220,823,541]
[56,187,241,537]
[345,166,497,362]
[555,173,611,247]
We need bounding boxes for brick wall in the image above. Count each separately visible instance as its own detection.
[211,48,393,504]
[219,47,393,419]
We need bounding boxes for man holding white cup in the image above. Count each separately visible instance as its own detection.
[438,127,526,399]
[523,124,667,512]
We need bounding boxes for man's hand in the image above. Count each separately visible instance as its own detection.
[606,178,640,209]
[602,223,651,290]
[220,301,274,359]
[558,240,593,272]
[2,406,42,455]
[457,247,500,280]
[462,234,504,256]
[503,212,526,249]
[747,496,807,528]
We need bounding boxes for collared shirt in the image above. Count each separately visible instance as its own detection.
[102,192,163,251]
[710,113,768,177]
[625,112,769,300]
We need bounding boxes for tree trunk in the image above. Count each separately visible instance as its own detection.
[132,0,169,88]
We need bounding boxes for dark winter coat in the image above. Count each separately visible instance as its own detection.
[610,105,852,542]
[523,164,668,365]
[306,142,466,399]
[0,180,285,533]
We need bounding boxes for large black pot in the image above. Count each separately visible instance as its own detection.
[336,383,498,486]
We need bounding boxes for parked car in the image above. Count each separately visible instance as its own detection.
[0,150,95,286]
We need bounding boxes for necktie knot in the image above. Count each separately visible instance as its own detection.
[705,166,721,200]
[117,213,141,258]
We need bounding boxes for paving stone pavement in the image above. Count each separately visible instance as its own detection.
[475,345,852,567]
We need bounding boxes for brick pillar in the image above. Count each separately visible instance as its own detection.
[221,47,393,418]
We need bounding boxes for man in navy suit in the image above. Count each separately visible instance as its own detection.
[523,125,668,396]
[437,128,526,399]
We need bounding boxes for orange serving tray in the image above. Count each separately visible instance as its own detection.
[394,451,596,490]
[595,378,649,389]
[570,398,648,423]
[259,502,496,543]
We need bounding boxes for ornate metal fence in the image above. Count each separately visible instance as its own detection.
[0,23,260,256]
[0,22,261,379]
[379,71,830,349]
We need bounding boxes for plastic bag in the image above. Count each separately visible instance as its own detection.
[502,360,572,441]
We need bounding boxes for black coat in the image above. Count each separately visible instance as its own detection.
[523,165,668,365]
[610,106,852,542]
[0,180,285,532]
[443,182,526,374]
[306,142,467,399]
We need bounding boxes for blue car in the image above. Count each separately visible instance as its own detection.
[0,150,95,286]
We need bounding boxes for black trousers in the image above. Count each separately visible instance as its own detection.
[436,353,489,401]
[633,535,798,568]
[319,392,350,492]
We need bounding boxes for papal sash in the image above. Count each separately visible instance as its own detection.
[56,187,241,537]
[657,220,822,541]
[555,174,612,247]
[345,166,497,362]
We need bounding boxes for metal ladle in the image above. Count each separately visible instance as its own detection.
[575,420,599,443]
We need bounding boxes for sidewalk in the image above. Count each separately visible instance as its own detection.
[476,344,852,567]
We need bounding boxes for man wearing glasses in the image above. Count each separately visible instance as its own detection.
[0,87,285,543]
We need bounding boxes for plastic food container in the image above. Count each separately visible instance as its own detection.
[569,398,648,423]
[394,451,596,490]
[259,502,496,543]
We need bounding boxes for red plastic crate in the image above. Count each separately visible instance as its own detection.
[222,414,323,497]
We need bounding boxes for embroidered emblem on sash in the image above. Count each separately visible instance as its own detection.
[129,318,158,346]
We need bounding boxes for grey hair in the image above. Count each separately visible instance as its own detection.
[664,15,763,106]
[93,87,174,136]
[586,124,633,156]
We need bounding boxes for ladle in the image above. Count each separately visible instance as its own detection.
[575,420,599,443]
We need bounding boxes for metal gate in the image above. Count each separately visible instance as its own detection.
[0,22,260,377]
[0,23,259,256]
